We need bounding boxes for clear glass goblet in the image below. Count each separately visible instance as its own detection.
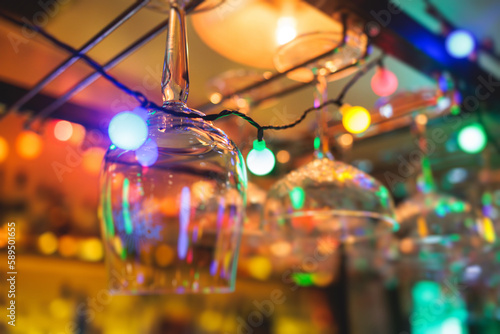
[99,0,247,294]
[264,31,397,281]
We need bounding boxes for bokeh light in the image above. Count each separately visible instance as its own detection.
[342,105,371,134]
[457,123,487,154]
[446,30,475,59]
[16,131,42,159]
[371,67,398,97]
[276,149,290,164]
[247,256,272,280]
[247,140,275,176]
[0,136,8,163]
[209,92,222,104]
[83,147,106,174]
[68,123,86,146]
[78,238,104,261]
[38,232,58,255]
[58,235,78,258]
[54,120,73,141]
[108,111,148,150]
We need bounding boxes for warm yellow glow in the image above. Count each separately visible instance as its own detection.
[270,241,292,257]
[78,238,103,261]
[83,147,105,174]
[38,232,58,255]
[49,298,72,319]
[342,106,371,134]
[209,92,222,104]
[155,244,175,267]
[199,310,224,332]
[415,114,428,126]
[312,273,334,287]
[247,256,272,281]
[276,16,297,46]
[276,149,290,163]
[483,217,496,243]
[0,136,8,163]
[68,123,86,146]
[54,120,73,141]
[400,238,415,254]
[58,235,78,257]
[339,133,354,147]
[16,131,42,159]
[417,216,429,237]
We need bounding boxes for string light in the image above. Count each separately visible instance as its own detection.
[371,67,398,97]
[108,110,148,150]
[54,120,73,141]
[246,140,275,176]
[1,13,388,147]
[457,123,487,154]
[16,131,42,159]
[446,30,475,59]
[341,105,371,134]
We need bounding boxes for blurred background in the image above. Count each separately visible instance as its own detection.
[1,0,500,333]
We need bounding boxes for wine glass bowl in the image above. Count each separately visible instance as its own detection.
[100,105,247,295]
[264,158,398,276]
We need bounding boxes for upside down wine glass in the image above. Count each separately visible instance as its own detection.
[264,30,398,282]
[99,0,247,294]
[394,115,486,333]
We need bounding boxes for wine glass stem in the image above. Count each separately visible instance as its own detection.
[313,74,333,160]
[162,1,189,106]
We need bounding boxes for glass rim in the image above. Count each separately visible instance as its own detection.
[265,208,399,232]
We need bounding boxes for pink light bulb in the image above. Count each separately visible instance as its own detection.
[371,67,398,97]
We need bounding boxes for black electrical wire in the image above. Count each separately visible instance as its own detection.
[0,11,381,142]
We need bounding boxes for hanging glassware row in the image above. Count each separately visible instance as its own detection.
[0,1,497,310]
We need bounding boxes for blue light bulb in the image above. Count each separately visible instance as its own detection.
[446,30,475,59]
[108,111,148,150]
[246,140,275,176]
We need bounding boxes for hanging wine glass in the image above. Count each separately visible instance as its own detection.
[99,0,247,294]
[264,28,397,282]
[273,14,368,83]
[393,114,485,332]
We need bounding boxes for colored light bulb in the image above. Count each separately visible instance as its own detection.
[446,30,475,59]
[371,67,398,97]
[457,123,487,154]
[246,140,275,176]
[108,110,148,150]
[342,105,371,134]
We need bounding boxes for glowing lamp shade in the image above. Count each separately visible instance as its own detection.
[54,120,73,141]
[275,16,297,46]
[446,30,475,59]
[457,123,487,154]
[342,106,371,134]
[108,111,148,150]
[247,140,275,176]
[0,136,8,163]
[16,131,42,159]
[371,67,398,97]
